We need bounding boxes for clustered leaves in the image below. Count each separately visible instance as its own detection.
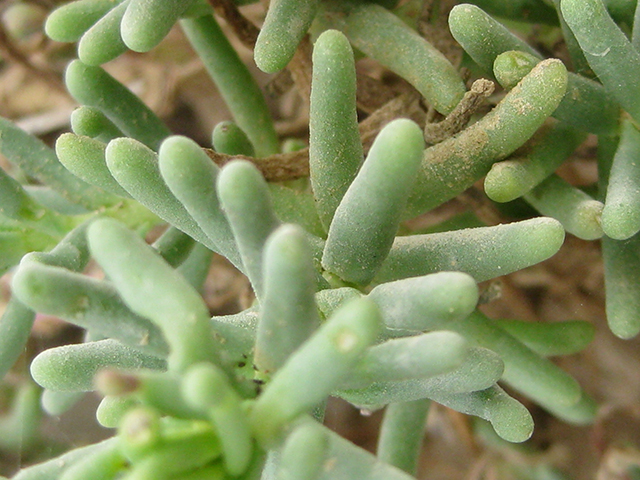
[0,0,638,478]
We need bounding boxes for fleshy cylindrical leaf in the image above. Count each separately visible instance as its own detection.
[484,122,586,203]
[254,0,319,73]
[322,119,425,285]
[602,119,640,240]
[0,116,116,210]
[309,29,362,230]
[180,15,279,156]
[70,106,124,142]
[121,423,221,480]
[182,363,253,476]
[12,438,118,480]
[11,260,168,358]
[256,225,321,373]
[0,382,41,452]
[121,0,197,52]
[211,121,254,157]
[406,59,568,216]
[250,297,381,447]
[343,3,465,115]
[65,60,171,150]
[429,385,534,443]
[562,0,640,124]
[158,135,241,268]
[602,233,640,339]
[524,174,604,240]
[41,390,84,416]
[0,167,71,237]
[59,436,125,480]
[1,223,92,378]
[368,271,478,334]
[278,421,328,480]
[492,50,618,135]
[105,137,214,249]
[45,0,119,42]
[216,160,281,299]
[376,399,430,475]
[376,217,565,284]
[308,424,418,480]
[152,226,195,268]
[0,299,35,379]
[337,347,504,408]
[494,319,595,357]
[341,331,470,389]
[30,340,166,392]
[117,407,162,461]
[87,218,221,372]
[456,0,557,25]
[77,0,129,65]
[448,310,589,421]
[56,133,131,198]
[448,4,540,75]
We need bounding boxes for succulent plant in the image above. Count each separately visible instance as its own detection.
[0,0,637,478]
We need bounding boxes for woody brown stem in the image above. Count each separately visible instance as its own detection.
[205,0,259,48]
[203,148,310,182]
[423,78,494,144]
[0,17,65,93]
[202,89,428,182]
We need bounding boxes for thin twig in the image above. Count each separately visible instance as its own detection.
[202,89,427,181]
[423,78,494,144]
[205,0,259,48]
[203,148,310,182]
[359,90,426,152]
[0,17,65,93]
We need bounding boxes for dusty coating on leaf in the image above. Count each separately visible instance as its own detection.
[406,59,567,217]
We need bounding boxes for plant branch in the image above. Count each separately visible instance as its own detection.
[203,148,310,182]
[203,89,427,182]
[0,17,65,92]
[423,78,494,144]
[205,0,259,48]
